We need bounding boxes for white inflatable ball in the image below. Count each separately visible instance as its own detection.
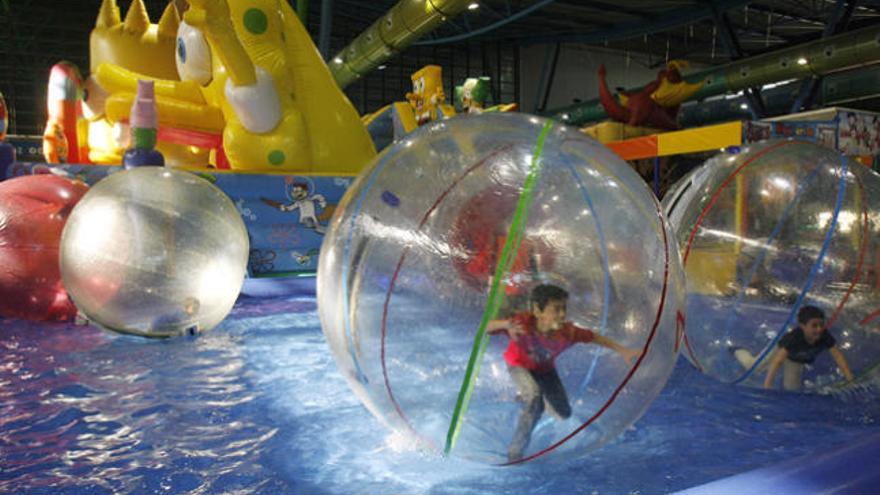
[60,167,249,338]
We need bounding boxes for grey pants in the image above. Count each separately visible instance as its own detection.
[508,365,571,460]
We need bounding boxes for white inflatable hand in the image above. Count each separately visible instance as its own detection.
[224,66,282,134]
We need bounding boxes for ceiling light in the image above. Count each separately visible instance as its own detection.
[796,57,808,65]
[468,2,479,10]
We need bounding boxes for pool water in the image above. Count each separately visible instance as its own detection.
[1,293,877,494]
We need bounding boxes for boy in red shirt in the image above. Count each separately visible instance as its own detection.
[488,284,639,462]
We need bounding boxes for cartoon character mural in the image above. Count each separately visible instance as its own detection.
[292,248,320,266]
[261,177,335,234]
[96,0,376,173]
[597,60,703,130]
[4,161,351,276]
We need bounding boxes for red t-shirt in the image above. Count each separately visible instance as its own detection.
[492,312,595,373]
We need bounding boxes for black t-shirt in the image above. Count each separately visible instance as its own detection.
[778,327,836,364]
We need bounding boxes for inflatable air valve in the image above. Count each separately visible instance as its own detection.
[122,79,165,169]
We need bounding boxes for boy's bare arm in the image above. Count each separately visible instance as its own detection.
[829,346,855,382]
[486,319,507,334]
[486,319,523,338]
[764,348,788,389]
[592,334,640,365]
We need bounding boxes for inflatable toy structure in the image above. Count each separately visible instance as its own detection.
[94,0,375,173]
[43,62,90,164]
[13,0,381,285]
[362,65,456,151]
[598,60,703,130]
[0,91,13,170]
[85,0,189,166]
[455,76,518,115]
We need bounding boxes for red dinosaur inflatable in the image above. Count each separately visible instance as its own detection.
[597,61,703,130]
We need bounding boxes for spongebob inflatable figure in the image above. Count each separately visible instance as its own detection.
[96,0,375,173]
[361,64,457,152]
[406,65,455,126]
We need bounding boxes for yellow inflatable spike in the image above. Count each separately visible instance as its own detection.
[88,1,189,165]
[90,2,179,78]
[123,0,150,35]
[96,0,121,29]
[157,3,180,39]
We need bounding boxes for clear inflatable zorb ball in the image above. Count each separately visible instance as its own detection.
[664,140,880,391]
[318,113,685,465]
[60,167,249,338]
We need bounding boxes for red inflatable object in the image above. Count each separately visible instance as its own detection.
[450,185,556,295]
[0,175,89,321]
[597,63,680,130]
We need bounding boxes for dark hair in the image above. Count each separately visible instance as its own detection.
[530,284,568,311]
[797,305,825,324]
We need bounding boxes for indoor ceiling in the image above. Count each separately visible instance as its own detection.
[5,1,880,68]
[2,0,880,133]
[331,0,880,67]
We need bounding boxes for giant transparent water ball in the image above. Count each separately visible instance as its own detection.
[318,114,685,464]
[664,140,880,391]
[60,167,249,338]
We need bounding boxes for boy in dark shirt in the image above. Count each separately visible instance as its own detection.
[487,284,639,462]
[734,305,854,390]
[764,305,853,390]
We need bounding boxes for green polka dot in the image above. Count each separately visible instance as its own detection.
[243,8,268,34]
[268,150,285,166]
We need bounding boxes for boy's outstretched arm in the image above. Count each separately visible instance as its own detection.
[592,334,640,365]
[764,348,789,389]
[829,346,855,382]
[486,319,524,338]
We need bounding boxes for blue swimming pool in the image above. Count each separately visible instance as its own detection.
[1,293,878,494]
